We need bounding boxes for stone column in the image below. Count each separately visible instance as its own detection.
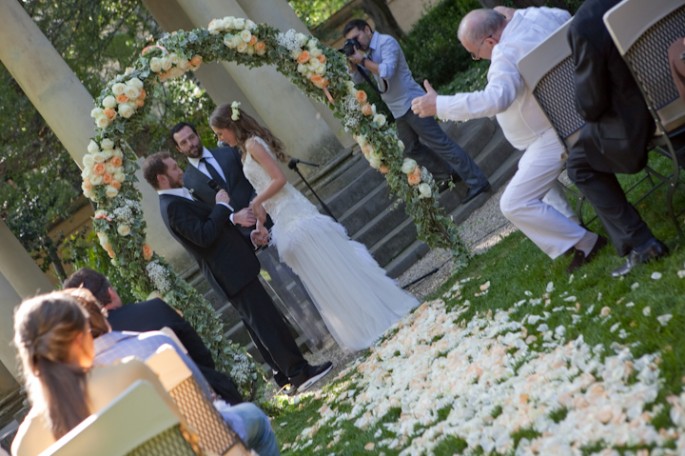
[145,0,346,163]
[0,221,54,378]
[0,0,191,280]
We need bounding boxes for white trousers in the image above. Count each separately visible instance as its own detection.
[500,128,587,259]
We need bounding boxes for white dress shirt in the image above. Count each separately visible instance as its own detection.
[436,7,571,150]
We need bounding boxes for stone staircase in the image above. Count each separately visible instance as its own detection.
[180,117,521,363]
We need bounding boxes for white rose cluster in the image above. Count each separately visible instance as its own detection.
[208,16,266,56]
[90,77,146,129]
[143,45,203,82]
[81,137,126,202]
[354,134,385,171]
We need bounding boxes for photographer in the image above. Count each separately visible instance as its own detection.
[343,19,490,202]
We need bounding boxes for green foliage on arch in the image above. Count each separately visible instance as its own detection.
[80,16,468,398]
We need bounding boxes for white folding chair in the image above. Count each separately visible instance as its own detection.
[604,0,685,234]
[146,345,252,456]
[42,380,199,456]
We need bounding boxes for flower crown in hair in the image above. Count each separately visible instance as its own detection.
[230,101,241,121]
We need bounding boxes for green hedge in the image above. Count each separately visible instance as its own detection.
[402,0,481,91]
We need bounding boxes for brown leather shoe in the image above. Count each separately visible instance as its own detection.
[567,235,608,274]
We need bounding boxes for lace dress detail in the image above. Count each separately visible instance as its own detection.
[242,137,418,350]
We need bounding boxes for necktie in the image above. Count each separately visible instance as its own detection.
[200,157,227,190]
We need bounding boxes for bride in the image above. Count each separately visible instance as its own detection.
[209,103,418,351]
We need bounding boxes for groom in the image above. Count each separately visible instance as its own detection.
[142,152,332,393]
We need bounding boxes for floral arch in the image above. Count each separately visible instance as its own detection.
[81,16,468,396]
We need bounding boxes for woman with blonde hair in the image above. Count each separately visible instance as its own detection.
[11,291,184,455]
[209,103,418,351]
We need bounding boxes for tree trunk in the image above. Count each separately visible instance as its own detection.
[361,0,405,40]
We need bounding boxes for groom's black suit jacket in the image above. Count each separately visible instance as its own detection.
[159,194,259,298]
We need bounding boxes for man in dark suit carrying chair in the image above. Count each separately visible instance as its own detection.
[142,151,332,395]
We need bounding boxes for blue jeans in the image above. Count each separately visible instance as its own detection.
[218,402,280,456]
[396,108,488,188]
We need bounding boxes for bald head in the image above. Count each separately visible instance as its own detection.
[458,9,507,60]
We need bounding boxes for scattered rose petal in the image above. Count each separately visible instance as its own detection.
[657,314,673,326]
[643,306,651,316]
[651,272,662,280]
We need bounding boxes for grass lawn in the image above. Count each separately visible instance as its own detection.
[268,155,685,455]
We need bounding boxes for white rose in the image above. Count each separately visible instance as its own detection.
[91,107,103,118]
[246,46,254,56]
[105,163,116,175]
[223,34,236,48]
[105,185,119,198]
[87,140,100,154]
[373,114,387,128]
[208,19,220,34]
[101,150,113,163]
[83,154,95,168]
[245,19,257,30]
[118,103,136,119]
[161,57,173,71]
[126,77,143,89]
[367,154,381,169]
[169,53,181,65]
[236,42,248,53]
[113,171,125,183]
[117,224,131,236]
[297,63,308,74]
[307,39,318,49]
[112,147,123,158]
[418,183,432,199]
[290,49,300,60]
[81,167,91,180]
[240,30,252,42]
[296,33,308,47]
[345,81,356,94]
[355,134,367,147]
[231,35,243,48]
[96,115,111,129]
[222,17,233,30]
[234,18,245,29]
[100,138,114,150]
[149,57,163,72]
[111,83,126,96]
[90,174,103,185]
[92,152,107,163]
[102,95,117,109]
[401,158,418,174]
[310,48,322,58]
[124,85,140,100]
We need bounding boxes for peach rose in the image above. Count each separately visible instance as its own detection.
[254,41,266,55]
[82,179,93,192]
[407,167,422,186]
[135,98,145,108]
[102,173,113,184]
[103,108,117,120]
[310,74,328,89]
[109,156,123,168]
[317,54,326,63]
[190,55,203,67]
[248,35,257,46]
[355,90,368,104]
[361,103,373,116]
[110,180,122,190]
[143,244,153,261]
[379,164,389,175]
[138,88,146,100]
[92,162,106,176]
[116,94,129,104]
[297,50,310,64]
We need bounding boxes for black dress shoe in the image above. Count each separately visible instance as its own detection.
[462,182,491,204]
[611,238,669,278]
[289,361,333,394]
[567,235,607,274]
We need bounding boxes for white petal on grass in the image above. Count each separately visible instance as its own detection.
[657,314,672,326]
[643,306,651,316]
[651,272,662,280]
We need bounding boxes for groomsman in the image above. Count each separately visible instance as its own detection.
[142,152,332,394]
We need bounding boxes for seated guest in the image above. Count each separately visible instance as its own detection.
[62,288,280,456]
[411,7,606,273]
[567,0,668,277]
[63,268,243,404]
[11,291,188,456]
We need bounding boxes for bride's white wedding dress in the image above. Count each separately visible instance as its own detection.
[243,137,418,350]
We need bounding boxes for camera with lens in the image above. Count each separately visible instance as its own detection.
[339,38,361,57]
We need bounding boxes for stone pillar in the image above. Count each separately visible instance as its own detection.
[0,221,54,378]
[145,0,347,164]
[0,0,192,280]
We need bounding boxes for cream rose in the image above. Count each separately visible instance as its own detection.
[95,115,111,129]
[102,95,117,109]
[82,154,95,169]
[240,30,252,43]
[418,183,432,199]
[111,83,126,96]
[90,107,104,118]
[373,114,387,128]
[161,58,173,71]
[89,173,103,185]
[234,17,245,29]
[127,77,143,89]
[149,57,163,73]
[100,138,114,151]
[87,140,100,154]
[124,85,140,100]
[117,224,131,236]
[401,158,418,174]
[245,19,257,30]
[236,42,248,53]
[92,152,107,163]
[105,185,119,198]
[118,103,135,119]
[113,171,125,183]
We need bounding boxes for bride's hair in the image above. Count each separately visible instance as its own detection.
[210,104,289,163]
